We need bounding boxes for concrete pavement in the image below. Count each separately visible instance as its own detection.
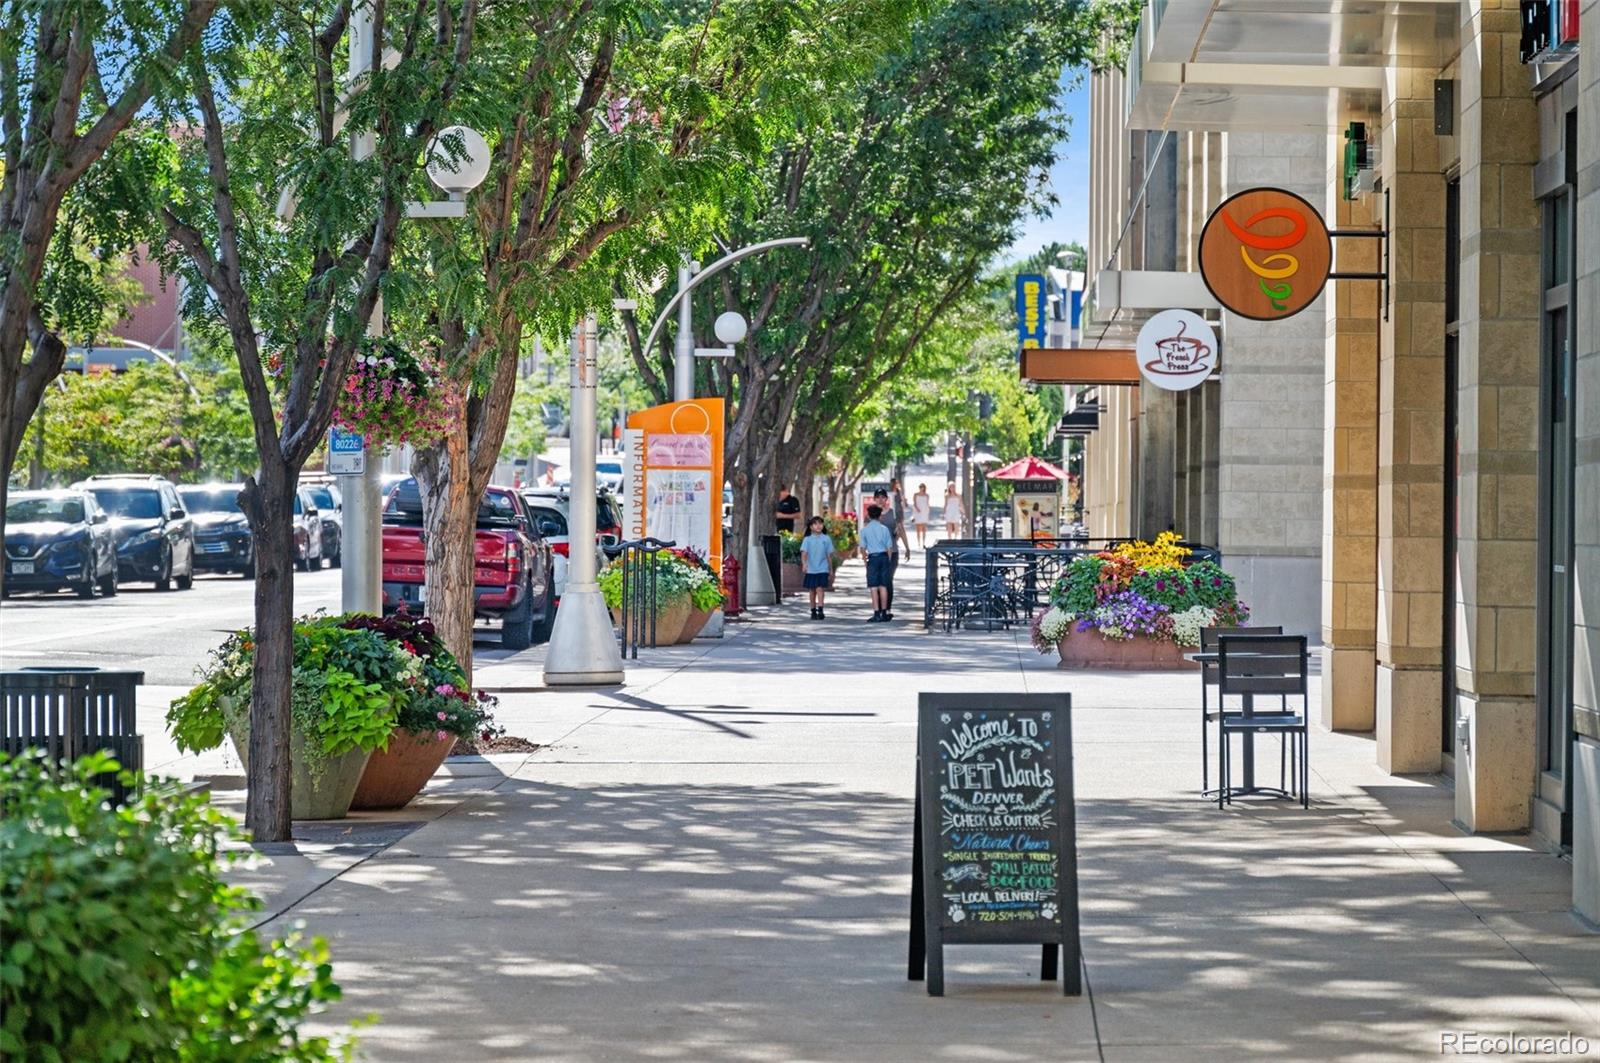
[180,549,1598,1060]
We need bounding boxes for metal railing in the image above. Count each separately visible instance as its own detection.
[603,537,677,659]
[923,539,1222,632]
[1,667,145,803]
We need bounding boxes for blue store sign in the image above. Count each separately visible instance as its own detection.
[1016,274,1048,351]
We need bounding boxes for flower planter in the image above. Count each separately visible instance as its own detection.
[228,725,372,820]
[350,727,454,811]
[780,561,805,595]
[610,596,692,646]
[1055,631,1197,671]
[677,606,713,643]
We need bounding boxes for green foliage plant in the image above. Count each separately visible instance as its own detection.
[0,751,357,1061]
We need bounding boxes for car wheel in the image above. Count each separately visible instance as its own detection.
[328,533,341,568]
[99,563,118,598]
[501,588,536,651]
[154,549,173,591]
[76,573,96,599]
[296,550,310,573]
[176,557,194,591]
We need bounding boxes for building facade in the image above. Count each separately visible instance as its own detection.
[1073,0,1598,922]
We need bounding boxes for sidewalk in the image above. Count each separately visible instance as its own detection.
[215,550,1598,1062]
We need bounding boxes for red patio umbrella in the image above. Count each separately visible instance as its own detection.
[986,456,1069,482]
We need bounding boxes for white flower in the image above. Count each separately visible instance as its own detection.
[1170,604,1217,647]
[1037,606,1072,643]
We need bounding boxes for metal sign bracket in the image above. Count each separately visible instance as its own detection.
[1326,188,1391,322]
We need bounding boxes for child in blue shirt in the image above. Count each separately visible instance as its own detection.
[799,515,837,620]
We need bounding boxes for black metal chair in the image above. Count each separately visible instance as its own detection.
[1215,634,1309,809]
[1199,625,1281,794]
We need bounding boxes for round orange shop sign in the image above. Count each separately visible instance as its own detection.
[1198,188,1332,321]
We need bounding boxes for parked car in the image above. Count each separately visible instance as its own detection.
[2,489,118,598]
[291,487,325,571]
[73,474,195,590]
[177,483,254,578]
[380,478,555,650]
[595,458,625,493]
[519,492,607,604]
[521,485,623,545]
[299,479,343,568]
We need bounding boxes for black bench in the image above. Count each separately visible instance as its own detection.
[1,668,145,803]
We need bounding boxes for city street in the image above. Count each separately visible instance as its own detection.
[0,568,533,685]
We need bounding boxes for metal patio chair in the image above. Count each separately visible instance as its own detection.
[1216,634,1309,809]
[1199,624,1281,794]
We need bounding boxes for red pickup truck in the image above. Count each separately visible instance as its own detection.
[380,478,555,650]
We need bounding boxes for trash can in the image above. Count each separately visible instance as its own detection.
[1,667,145,802]
[760,534,782,604]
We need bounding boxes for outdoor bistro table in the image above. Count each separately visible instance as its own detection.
[1186,650,1293,801]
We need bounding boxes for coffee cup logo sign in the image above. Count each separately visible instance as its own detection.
[1199,188,1332,321]
[1136,309,1217,391]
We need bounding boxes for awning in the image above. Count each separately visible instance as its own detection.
[988,456,1070,482]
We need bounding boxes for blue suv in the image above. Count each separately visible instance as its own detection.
[72,475,196,591]
[3,489,119,598]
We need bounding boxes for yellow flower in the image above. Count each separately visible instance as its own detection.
[1114,530,1191,569]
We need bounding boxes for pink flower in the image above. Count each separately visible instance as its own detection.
[436,683,455,695]
[436,730,449,742]
[436,710,448,721]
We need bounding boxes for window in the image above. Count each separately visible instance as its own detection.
[91,488,162,520]
[6,495,84,524]
[178,487,243,514]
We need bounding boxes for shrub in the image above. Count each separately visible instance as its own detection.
[0,752,357,1062]
[1181,560,1238,610]
[1129,565,1194,611]
[1050,555,1103,615]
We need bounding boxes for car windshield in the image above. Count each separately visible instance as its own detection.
[7,495,84,524]
[597,462,622,475]
[307,486,335,509]
[178,488,242,514]
[92,487,162,520]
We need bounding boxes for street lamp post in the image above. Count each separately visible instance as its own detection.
[336,0,487,616]
[639,237,808,608]
[544,313,625,685]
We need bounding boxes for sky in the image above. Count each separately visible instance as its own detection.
[1004,73,1092,264]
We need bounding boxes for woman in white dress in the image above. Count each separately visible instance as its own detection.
[911,483,932,548]
[943,483,965,538]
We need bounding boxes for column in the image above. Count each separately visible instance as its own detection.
[1451,0,1541,831]
[1321,137,1381,732]
[1376,67,1451,771]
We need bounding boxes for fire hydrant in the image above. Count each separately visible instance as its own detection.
[721,556,741,617]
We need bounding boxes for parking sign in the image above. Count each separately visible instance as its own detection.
[328,427,365,475]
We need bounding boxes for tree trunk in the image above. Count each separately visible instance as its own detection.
[413,427,478,683]
[239,465,297,843]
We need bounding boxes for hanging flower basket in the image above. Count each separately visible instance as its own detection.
[334,337,457,450]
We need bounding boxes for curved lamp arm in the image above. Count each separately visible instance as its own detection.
[639,236,810,359]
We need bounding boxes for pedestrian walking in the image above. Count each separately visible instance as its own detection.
[774,485,801,533]
[799,515,836,619]
[911,483,932,548]
[890,479,912,558]
[943,483,965,538]
[873,488,900,614]
[860,504,893,622]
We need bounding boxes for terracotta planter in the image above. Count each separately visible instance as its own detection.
[610,596,691,646]
[781,561,805,595]
[677,606,713,643]
[350,727,454,811]
[228,724,373,820]
[1055,631,1198,671]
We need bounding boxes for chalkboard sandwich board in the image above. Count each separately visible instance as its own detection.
[908,692,1079,997]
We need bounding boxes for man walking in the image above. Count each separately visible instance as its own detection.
[774,486,801,534]
[873,488,901,615]
[860,504,893,623]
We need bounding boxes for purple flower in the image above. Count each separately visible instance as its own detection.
[1155,579,1166,591]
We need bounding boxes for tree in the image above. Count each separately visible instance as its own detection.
[24,358,256,485]
[160,0,478,842]
[0,0,219,531]
[631,0,1136,571]
[395,0,916,673]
